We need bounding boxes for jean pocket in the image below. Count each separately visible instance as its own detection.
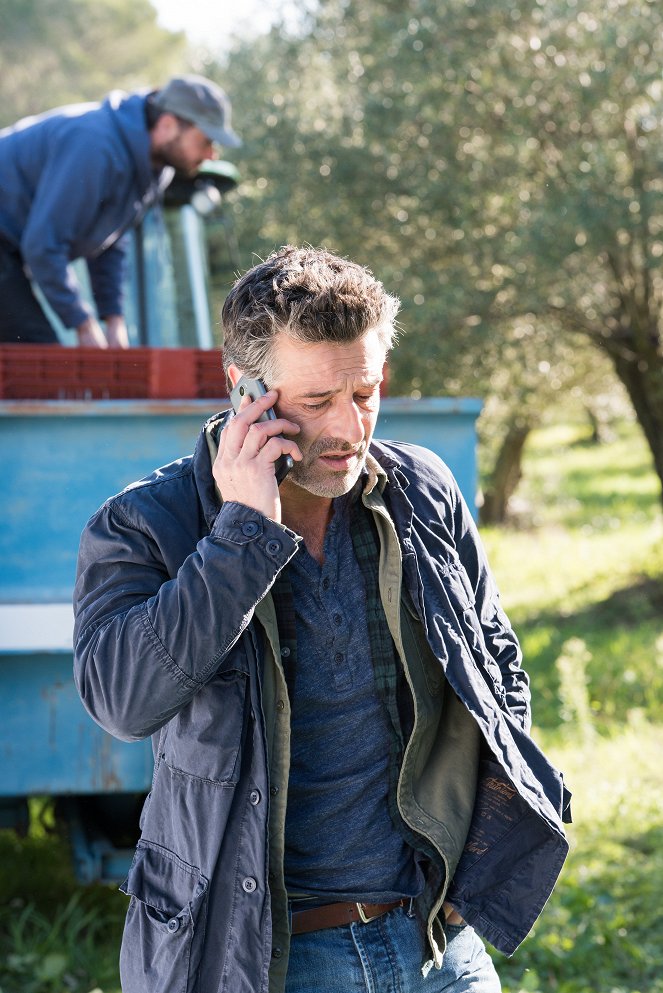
[119,840,208,993]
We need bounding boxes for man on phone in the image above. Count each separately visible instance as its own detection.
[73,245,570,993]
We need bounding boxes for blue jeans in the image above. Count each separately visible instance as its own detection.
[285,907,501,993]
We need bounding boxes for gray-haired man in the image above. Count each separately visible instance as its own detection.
[74,246,571,993]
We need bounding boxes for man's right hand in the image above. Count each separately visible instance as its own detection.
[443,902,466,927]
[213,389,301,523]
[76,316,109,349]
[104,315,130,349]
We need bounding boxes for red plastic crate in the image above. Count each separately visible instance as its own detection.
[0,345,229,401]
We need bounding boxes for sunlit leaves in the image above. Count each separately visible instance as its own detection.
[0,0,186,124]
[210,0,663,498]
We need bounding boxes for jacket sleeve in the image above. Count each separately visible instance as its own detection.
[86,238,127,319]
[73,499,299,743]
[450,478,532,733]
[20,132,121,328]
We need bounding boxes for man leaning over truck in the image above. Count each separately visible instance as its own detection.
[0,74,240,348]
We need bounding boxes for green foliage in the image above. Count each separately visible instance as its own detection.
[0,892,124,993]
[0,811,125,993]
[0,813,79,912]
[211,0,663,498]
[215,0,659,376]
[0,0,187,125]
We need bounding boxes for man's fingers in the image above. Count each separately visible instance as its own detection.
[259,435,302,465]
[217,410,301,465]
[224,399,299,458]
[244,418,300,450]
[213,388,300,519]
[227,423,301,466]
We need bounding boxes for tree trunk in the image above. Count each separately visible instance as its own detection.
[607,345,663,509]
[480,420,532,525]
[585,405,608,445]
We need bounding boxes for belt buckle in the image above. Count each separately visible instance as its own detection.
[356,902,379,924]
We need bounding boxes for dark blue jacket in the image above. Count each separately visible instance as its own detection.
[0,91,170,328]
[73,418,570,993]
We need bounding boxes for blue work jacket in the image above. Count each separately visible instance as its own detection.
[73,416,571,993]
[0,90,170,328]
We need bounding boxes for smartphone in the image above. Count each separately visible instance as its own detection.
[229,376,294,485]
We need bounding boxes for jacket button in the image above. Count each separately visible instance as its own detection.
[276,699,285,712]
[249,789,261,805]
[242,877,257,893]
[280,646,291,658]
[272,947,283,959]
[266,539,282,554]
[240,521,259,537]
[167,917,180,933]
[270,785,279,796]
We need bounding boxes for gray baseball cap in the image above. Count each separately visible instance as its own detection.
[153,75,242,148]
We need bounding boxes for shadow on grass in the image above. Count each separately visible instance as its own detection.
[516,577,663,730]
[538,469,659,527]
[524,423,661,527]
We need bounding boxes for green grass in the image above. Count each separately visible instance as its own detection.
[480,418,663,990]
[0,892,124,993]
[494,720,663,993]
[508,421,660,529]
[0,811,125,993]
[0,416,661,993]
[482,420,663,734]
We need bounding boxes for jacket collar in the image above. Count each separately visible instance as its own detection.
[368,439,416,568]
[192,410,229,530]
[369,439,412,495]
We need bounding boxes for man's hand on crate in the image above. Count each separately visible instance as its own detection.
[76,315,129,349]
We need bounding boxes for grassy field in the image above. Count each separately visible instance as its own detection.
[1,417,661,993]
[482,421,663,735]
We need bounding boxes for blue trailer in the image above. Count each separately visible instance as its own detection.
[0,183,482,883]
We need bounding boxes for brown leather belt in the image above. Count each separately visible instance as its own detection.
[290,899,407,935]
